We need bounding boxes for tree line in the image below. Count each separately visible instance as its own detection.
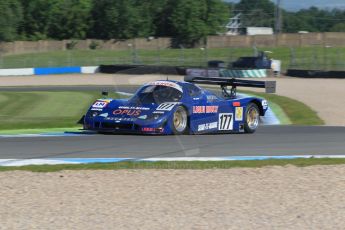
[1,0,344,46]
[0,0,228,47]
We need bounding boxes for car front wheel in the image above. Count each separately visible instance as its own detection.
[171,106,188,135]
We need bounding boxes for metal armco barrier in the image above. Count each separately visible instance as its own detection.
[287,69,345,79]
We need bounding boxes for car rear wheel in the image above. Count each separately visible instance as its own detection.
[171,106,188,135]
[244,103,260,133]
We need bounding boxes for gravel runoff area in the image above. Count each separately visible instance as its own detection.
[1,166,345,229]
[0,73,344,126]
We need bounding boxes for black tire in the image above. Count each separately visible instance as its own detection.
[244,103,260,133]
[171,106,188,135]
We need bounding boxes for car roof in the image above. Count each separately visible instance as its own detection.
[151,79,201,88]
[145,80,203,91]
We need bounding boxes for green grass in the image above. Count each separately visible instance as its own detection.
[0,91,122,130]
[1,47,344,71]
[242,90,324,125]
[0,127,81,135]
[1,158,344,172]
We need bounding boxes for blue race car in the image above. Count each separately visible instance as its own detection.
[82,76,276,135]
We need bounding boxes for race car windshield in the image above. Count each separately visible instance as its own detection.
[130,85,183,105]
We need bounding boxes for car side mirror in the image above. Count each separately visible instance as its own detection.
[102,91,109,97]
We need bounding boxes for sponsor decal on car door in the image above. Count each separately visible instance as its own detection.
[235,107,243,121]
[198,122,218,131]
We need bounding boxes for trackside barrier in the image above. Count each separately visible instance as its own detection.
[0,68,34,76]
[98,64,187,75]
[81,66,99,74]
[186,68,267,78]
[220,69,267,78]
[34,66,81,75]
[0,66,99,76]
[1,66,268,78]
[287,69,345,79]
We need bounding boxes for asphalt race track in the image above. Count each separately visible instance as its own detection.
[1,126,344,159]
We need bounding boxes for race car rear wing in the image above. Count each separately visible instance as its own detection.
[184,76,276,94]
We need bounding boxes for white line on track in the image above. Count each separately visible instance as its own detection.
[1,155,345,167]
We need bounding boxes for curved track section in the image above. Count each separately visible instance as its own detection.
[1,126,344,159]
[1,85,344,160]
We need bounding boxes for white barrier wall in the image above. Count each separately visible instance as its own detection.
[81,66,99,74]
[0,68,34,76]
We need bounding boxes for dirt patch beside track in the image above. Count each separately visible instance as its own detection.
[256,76,345,126]
[1,166,344,229]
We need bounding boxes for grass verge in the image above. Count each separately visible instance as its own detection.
[0,127,81,135]
[0,158,344,172]
[0,91,123,130]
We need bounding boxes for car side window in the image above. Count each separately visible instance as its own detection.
[186,84,202,97]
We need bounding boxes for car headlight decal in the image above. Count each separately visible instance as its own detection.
[91,111,99,117]
[138,115,148,120]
